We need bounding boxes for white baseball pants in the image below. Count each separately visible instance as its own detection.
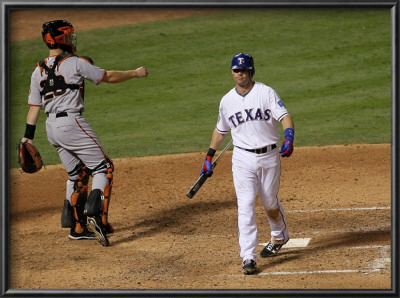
[232,146,289,261]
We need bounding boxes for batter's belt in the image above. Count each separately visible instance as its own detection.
[236,144,277,154]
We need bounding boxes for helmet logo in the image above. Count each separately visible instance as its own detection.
[238,57,245,65]
[49,79,54,86]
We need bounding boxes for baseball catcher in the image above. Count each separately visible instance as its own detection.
[21,19,148,246]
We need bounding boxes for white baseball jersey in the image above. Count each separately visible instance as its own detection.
[28,55,105,113]
[216,82,289,149]
[216,81,290,262]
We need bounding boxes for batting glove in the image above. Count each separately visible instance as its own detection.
[280,128,294,157]
[201,156,213,177]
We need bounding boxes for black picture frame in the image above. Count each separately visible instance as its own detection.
[1,1,398,297]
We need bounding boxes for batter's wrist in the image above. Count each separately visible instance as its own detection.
[284,128,294,140]
[207,148,216,157]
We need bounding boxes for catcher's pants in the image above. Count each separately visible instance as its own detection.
[232,146,289,262]
[46,113,108,201]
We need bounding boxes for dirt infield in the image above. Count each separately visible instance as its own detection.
[8,9,391,291]
[9,144,391,289]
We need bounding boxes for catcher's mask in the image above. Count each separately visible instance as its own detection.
[231,53,255,78]
[42,20,76,53]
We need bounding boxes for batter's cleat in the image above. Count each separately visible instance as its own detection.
[260,241,283,258]
[242,259,257,275]
[88,217,109,247]
[68,228,96,240]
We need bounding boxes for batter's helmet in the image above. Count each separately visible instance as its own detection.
[42,20,76,53]
[231,53,255,77]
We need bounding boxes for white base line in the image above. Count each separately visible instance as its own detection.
[255,269,381,276]
[353,245,390,249]
[214,208,391,279]
[210,268,383,279]
[287,206,390,213]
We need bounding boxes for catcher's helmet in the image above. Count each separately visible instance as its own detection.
[231,53,255,77]
[42,20,76,53]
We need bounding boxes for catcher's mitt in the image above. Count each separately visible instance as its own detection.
[17,141,43,173]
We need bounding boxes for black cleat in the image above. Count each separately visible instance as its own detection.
[242,259,257,275]
[68,228,96,240]
[260,241,283,258]
[88,217,109,246]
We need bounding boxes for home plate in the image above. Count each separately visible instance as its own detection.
[259,238,311,248]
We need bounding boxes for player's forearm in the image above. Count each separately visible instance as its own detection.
[103,67,148,83]
[103,70,137,83]
[22,106,41,142]
[26,106,41,125]
[209,129,227,151]
[281,115,294,131]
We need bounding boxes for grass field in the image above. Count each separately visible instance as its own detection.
[9,9,391,167]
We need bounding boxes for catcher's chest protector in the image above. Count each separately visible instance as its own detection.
[39,53,80,100]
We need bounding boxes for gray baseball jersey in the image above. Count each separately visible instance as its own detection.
[27,54,108,201]
[28,55,105,112]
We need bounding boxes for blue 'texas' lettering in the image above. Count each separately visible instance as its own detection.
[228,108,271,128]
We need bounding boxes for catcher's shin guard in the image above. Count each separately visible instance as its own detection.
[61,199,74,228]
[70,164,90,233]
[102,158,114,231]
[84,188,102,216]
[84,157,114,233]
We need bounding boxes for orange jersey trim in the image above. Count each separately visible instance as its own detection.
[78,56,93,64]
[98,70,106,85]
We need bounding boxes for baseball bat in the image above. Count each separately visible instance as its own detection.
[186,139,233,199]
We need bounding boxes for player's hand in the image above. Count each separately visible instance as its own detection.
[280,138,293,157]
[201,156,213,177]
[135,67,148,78]
[21,137,34,145]
[280,128,294,157]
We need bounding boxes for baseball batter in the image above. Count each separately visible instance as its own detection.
[21,20,148,246]
[201,53,294,274]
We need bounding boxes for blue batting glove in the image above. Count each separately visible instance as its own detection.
[201,156,213,177]
[280,128,294,157]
